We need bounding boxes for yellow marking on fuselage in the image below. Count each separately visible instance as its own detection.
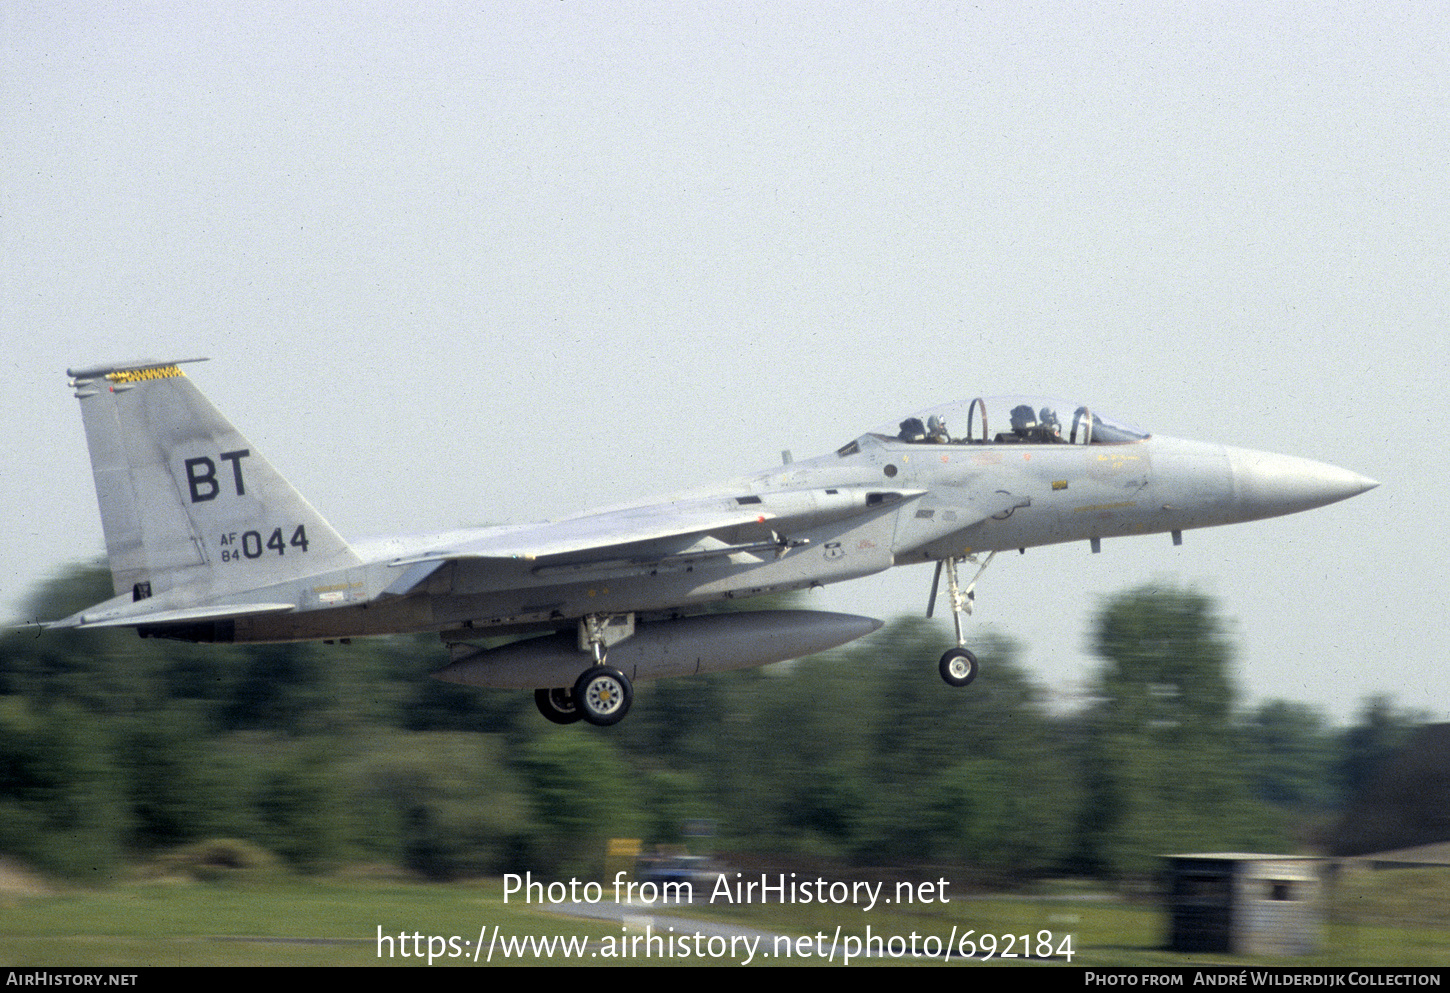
[1095,452,1142,470]
[312,582,363,593]
[1073,500,1137,513]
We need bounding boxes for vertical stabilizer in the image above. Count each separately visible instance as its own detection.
[67,359,360,602]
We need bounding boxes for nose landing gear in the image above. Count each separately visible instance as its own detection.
[928,551,996,688]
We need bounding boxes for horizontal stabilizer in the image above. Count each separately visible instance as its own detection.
[51,601,296,630]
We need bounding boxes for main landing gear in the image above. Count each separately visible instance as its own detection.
[533,614,636,727]
[535,686,580,724]
[928,551,997,688]
[571,664,633,726]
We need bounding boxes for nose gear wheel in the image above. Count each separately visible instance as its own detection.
[939,647,978,687]
[928,552,996,687]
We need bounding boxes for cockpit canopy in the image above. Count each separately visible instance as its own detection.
[846,396,1149,453]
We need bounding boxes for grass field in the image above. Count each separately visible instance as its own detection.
[2,869,1447,967]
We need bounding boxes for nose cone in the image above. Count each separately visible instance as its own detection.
[1227,446,1379,522]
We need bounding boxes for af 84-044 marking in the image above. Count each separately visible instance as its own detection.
[218,526,310,562]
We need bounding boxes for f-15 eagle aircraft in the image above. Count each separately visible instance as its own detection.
[50,359,1377,727]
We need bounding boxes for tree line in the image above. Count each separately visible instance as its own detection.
[0,565,1425,884]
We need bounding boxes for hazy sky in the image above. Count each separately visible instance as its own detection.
[5,3,1445,723]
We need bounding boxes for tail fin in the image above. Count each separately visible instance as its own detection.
[67,359,360,603]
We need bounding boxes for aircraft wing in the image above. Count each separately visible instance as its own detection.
[381,486,923,595]
[392,499,785,564]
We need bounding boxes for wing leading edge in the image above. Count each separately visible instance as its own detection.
[381,486,927,596]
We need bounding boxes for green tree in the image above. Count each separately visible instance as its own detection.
[851,620,1074,873]
[0,564,171,714]
[1075,586,1279,879]
[1242,699,1336,810]
[251,741,351,873]
[1335,694,1428,803]
[514,730,639,877]
[681,616,1074,874]
[351,732,530,880]
[0,698,124,879]
[113,707,240,851]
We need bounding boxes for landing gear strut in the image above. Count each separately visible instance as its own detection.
[572,614,634,726]
[532,614,638,726]
[928,551,997,688]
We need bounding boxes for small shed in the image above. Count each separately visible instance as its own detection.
[1165,853,1322,956]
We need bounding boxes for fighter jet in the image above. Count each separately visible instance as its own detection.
[49,359,1377,726]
